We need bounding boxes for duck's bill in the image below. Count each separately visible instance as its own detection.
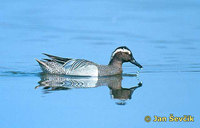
[130,60,143,68]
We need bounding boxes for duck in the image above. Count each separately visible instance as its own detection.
[35,46,142,76]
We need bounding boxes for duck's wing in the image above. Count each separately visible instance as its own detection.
[43,53,72,65]
[42,53,97,68]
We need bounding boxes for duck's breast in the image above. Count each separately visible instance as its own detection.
[97,65,122,76]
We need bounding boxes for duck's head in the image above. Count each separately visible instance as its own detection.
[109,46,143,68]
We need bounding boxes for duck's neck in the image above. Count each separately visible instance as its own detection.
[109,57,123,68]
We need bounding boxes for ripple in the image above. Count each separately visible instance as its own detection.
[125,64,200,73]
[1,71,38,77]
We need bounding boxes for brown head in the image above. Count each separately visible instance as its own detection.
[109,46,143,68]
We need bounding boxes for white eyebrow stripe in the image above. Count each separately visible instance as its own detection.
[112,48,131,57]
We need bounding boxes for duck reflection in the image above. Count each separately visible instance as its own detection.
[109,80,142,105]
[36,74,142,105]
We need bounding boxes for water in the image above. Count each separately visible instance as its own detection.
[0,0,200,127]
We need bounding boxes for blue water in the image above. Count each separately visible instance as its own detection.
[0,0,200,127]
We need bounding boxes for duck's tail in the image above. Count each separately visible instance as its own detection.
[35,58,49,69]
